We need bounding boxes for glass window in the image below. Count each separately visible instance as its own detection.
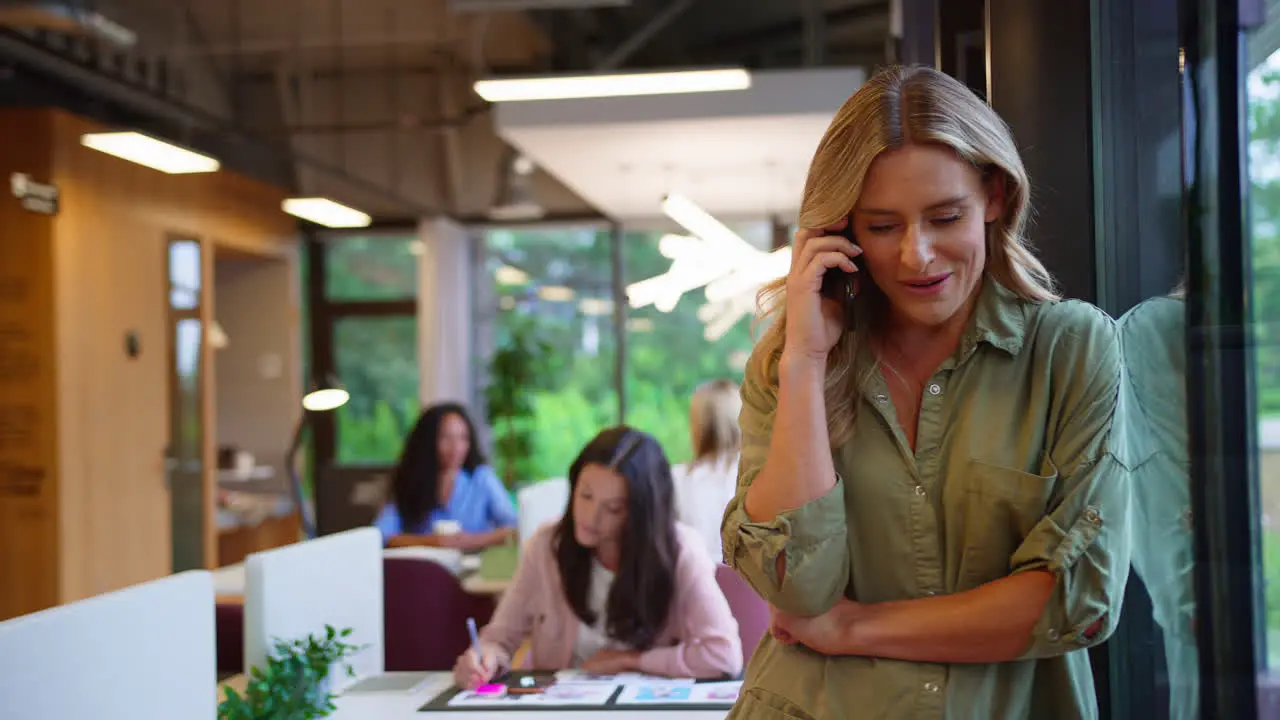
[478,226,618,484]
[168,240,201,310]
[622,227,762,463]
[332,315,419,464]
[324,235,420,301]
[1251,39,1280,694]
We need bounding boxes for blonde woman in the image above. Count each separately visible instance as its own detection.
[721,65,1130,719]
[672,379,742,562]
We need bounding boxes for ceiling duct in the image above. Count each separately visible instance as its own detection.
[488,150,545,222]
[448,0,630,11]
[0,1,135,47]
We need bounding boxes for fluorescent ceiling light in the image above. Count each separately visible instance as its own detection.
[661,194,756,255]
[704,247,792,303]
[80,132,219,174]
[474,68,751,102]
[658,234,693,259]
[282,198,372,228]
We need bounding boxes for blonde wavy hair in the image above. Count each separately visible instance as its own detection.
[689,379,742,465]
[750,65,1059,444]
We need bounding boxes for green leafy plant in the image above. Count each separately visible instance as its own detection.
[484,314,555,489]
[217,625,364,720]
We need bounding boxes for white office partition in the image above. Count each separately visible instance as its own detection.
[243,527,384,688]
[0,570,216,720]
[517,476,570,542]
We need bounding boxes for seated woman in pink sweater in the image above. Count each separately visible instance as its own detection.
[453,426,743,688]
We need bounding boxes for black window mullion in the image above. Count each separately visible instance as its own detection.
[1183,0,1262,718]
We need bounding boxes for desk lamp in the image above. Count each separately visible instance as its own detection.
[287,376,349,539]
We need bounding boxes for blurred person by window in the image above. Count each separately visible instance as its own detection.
[375,403,517,551]
[721,65,1130,719]
[673,379,742,563]
[453,427,742,688]
[1119,284,1195,718]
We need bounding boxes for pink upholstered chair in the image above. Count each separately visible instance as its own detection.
[215,602,245,675]
[715,563,770,667]
[383,557,496,671]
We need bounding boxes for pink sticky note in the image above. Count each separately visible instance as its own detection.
[475,683,505,695]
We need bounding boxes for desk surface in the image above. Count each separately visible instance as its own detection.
[214,546,516,601]
[334,673,731,719]
[219,672,731,719]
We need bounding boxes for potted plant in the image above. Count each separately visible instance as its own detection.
[483,315,554,490]
[217,625,364,720]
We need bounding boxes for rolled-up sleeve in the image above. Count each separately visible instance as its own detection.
[1015,305,1133,659]
[720,360,850,617]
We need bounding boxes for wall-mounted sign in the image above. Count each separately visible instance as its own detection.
[9,173,59,216]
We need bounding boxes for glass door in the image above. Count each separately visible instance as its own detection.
[1183,0,1273,717]
[167,237,206,572]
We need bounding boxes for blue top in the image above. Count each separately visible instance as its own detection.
[373,464,517,544]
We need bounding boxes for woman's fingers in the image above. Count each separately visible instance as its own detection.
[793,217,850,247]
[795,251,859,290]
[770,613,799,645]
[792,234,862,273]
[792,218,851,254]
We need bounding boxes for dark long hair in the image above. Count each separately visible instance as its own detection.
[554,426,679,651]
[391,403,486,531]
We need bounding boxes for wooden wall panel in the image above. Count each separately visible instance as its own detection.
[0,109,60,620]
[48,109,297,603]
[0,107,297,615]
[51,127,171,602]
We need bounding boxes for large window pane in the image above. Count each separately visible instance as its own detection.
[623,228,760,463]
[333,315,419,464]
[479,227,617,484]
[325,235,419,301]
[1251,43,1280,700]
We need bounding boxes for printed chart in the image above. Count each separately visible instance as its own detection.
[420,673,742,713]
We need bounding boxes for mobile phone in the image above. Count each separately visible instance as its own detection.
[503,672,555,695]
[818,224,861,329]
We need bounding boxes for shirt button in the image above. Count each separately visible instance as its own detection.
[914,485,926,497]
[924,590,937,597]
[927,383,942,395]
[1046,628,1060,642]
[1083,507,1102,525]
[874,393,888,404]
[924,682,941,693]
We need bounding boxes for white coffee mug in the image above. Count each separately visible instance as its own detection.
[433,519,461,536]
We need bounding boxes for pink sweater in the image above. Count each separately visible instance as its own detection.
[478,522,743,678]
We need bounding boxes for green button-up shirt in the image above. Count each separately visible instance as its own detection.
[722,279,1132,720]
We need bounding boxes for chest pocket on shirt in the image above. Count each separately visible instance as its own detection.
[958,459,1058,589]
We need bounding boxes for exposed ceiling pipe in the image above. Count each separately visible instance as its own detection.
[447,0,630,11]
[593,0,696,71]
[0,1,135,47]
[0,28,438,216]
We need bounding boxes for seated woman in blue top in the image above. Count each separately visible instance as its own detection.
[375,403,518,551]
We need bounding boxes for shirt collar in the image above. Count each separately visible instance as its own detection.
[955,277,1028,362]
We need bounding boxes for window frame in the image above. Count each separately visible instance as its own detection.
[306,227,420,470]
[1184,0,1266,717]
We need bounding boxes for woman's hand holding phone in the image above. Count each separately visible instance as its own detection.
[784,220,862,364]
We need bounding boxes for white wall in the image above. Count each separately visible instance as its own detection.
[214,252,302,482]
